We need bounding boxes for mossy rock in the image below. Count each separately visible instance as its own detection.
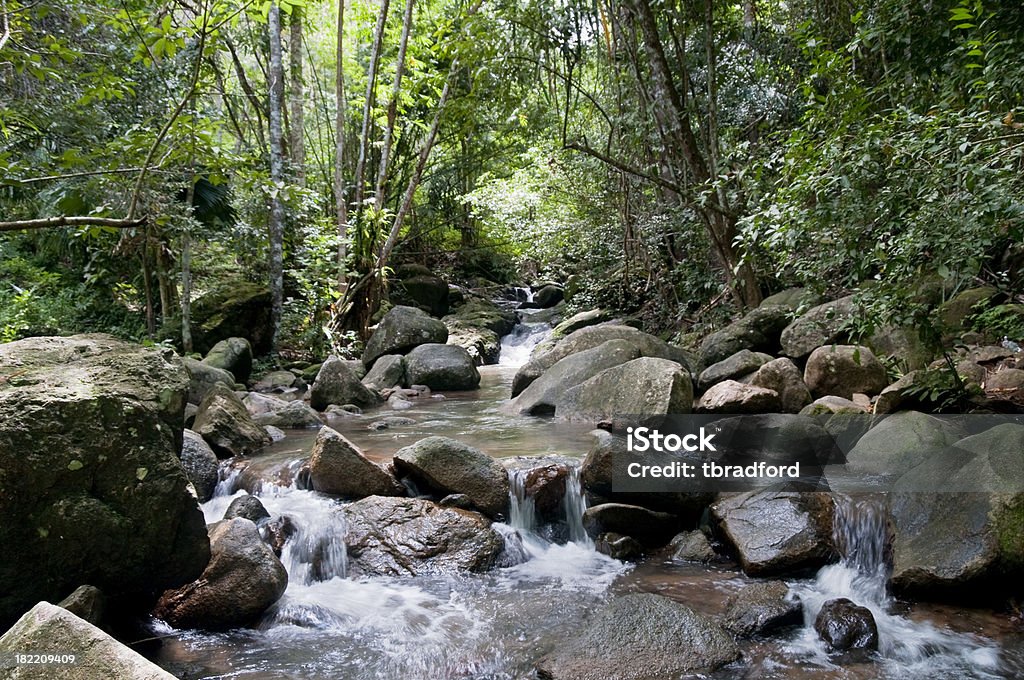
[163,281,273,356]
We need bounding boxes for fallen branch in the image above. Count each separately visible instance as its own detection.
[0,215,146,232]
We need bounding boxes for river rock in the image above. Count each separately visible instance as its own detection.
[251,369,301,393]
[57,585,106,628]
[252,399,323,428]
[201,337,253,383]
[0,601,176,679]
[698,305,793,367]
[780,295,857,359]
[391,274,449,317]
[696,380,782,414]
[698,349,774,391]
[722,581,802,637]
[343,496,503,576]
[712,491,835,576]
[532,284,564,308]
[223,494,271,523]
[669,530,717,562]
[181,429,219,502]
[594,533,644,559]
[751,358,813,413]
[393,436,509,518]
[551,309,614,339]
[582,503,681,548]
[362,306,449,367]
[556,357,692,427]
[310,356,383,410]
[361,354,406,389]
[163,281,272,355]
[804,345,888,399]
[183,356,235,405]
[504,456,573,522]
[193,384,272,457]
[800,395,868,415]
[814,598,879,652]
[846,411,963,476]
[509,339,642,416]
[535,593,739,679]
[309,426,405,498]
[442,298,517,365]
[0,334,210,628]
[154,518,287,630]
[243,391,289,416]
[403,344,480,391]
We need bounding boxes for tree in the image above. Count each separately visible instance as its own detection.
[267,1,287,344]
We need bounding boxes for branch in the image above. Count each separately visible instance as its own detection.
[0,216,146,233]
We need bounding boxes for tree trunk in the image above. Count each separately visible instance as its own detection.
[334,0,349,289]
[373,0,415,212]
[352,0,392,232]
[268,2,287,346]
[289,6,306,185]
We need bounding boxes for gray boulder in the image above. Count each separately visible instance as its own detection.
[846,411,963,476]
[760,287,823,311]
[193,384,273,457]
[393,436,509,518]
[533,284,564,308]
[696,380,781,414]
[698,305,792,367]
[251,369,300,393]
[669,531,718,562]
[252,400,323,428]
[582,503,681,548]
[814,598,879,652]
[556,357,693,426]
[751,357,813,413]
[309,426,405,498]
[362,305,448,367]
[361,354,406,389]
[201,337,253,383]
[698,349,774,391]
[800,395,868,415]
[780,295,857,359]
[57,585,106,628]
[184,356,235,405]
[223,494,270,523]
[550,309,614,340]
[0,602,176,679]
[343,496,503,576]
[442,298,517,365]
[181,429,220,502]
[535,593,739,679]
[310,355,383,410]
[804,344,888,399]
[722,581,802,637]
[391,274,449,317]
[403,344,480,391]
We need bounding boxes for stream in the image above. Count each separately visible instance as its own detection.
[151,322,1024,679]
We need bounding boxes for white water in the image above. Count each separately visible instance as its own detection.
[498,312,553,368]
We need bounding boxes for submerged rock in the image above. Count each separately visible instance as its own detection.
[192,383,273,457]
[362,306,448,367]
[814,598,879,652]
[393,436,509,518]
[722,581,802,637]
[308,426,405,498]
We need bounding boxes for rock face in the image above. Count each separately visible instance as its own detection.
[751,358,813,413]
[698,305,793,367]
[308,426,405,498]
[362,306,449,367]
[180,429,220,502]
[0,602,176,679]
[556,357,692,426]
[582,503,681,548]
[391,274,449,317]
[361,354,407,389]
[403,344,481,391]
[722,581,802,637]
[535,593,739,679]
[712,491,835,576]
[846,411,962,476]
[192,384,273,457]
[0,334,210,628]
[393,437,509,518]
[201,337,253,383]
[696,380,781,414]
[310,356,383,410]
[183,356,236,405]
[343,496,503,576]
[780,295,857,359]
[804,345,888,399]
[154,518,287,630]
[698,349,774,391]
[814,598,879,652]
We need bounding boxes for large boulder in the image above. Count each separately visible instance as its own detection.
[223,494,270,523]
[814,598,879,652]
[695,380,782,414]
[361,354,406,389]
[697,349,774,391]
[166,281,273,355]
[550,309,614,340]
[393,437,509,518]
[403,344,481,391]
[310,356,383,410]
[362,306,449,367]
[846,411,963,476]
[391,274,449,317]
[535,593,739,679]
[442,298,517,365]
[251,400,323,429]
[192,384,272,457]
[804,345,888,399]
[343,496,503,576]
[751,357,813,413]
[154,518,287,630]
[183,356,235,405]
[533,284,564,308]
[698,305,793,367]
[722,581,802,637]
[509,340,642,416]
[556,357,693,426]
[0,334,210,628]
[0,602,176,679]
[712,491,835,576]
[581,503,682,548]
[937,286,998,343]
[201,337,253,383]
[308,426,405,498]
[780,295,857,359]
[181,429,220,502]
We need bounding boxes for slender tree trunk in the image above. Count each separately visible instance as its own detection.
[373,0,415,211]
[289,6,306,185]
[181,223,193,353]
[353,0,392,229]
[268,2,287,346]
[334,0,349,289]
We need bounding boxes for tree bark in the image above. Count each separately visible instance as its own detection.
[289,6,306,185]
[373,0,415,212]
[334,0,350,289]
[268,1,287,346]
[352,0,392,227]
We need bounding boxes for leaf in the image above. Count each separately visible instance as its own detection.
[136,467,148,481]
[68,460,83,471]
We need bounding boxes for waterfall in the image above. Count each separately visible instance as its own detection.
[504,464,590,547]
[562,466,591,547]
[498,319,553,368]
[507,468,537,533]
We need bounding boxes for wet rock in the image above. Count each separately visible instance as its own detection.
[535,593,739,679]
[388,394,414,409]
[751,358,813,413]
[154,518,287,630]
[504,458,573,522]
[343,496,503,576]
[698,305,793,367]
[251,369,300,393]
[183,357,236,405]
[698,349,774,391]
[393,436,509,518]
[846,411,963,476]
[180,429,220,503]
[265,425,286,442]
[361,354,406,389]
[252,400,323,429]
[362,306,449,367]
[594,533,644,560]
[391,274,449,317]
[0,334,209,628]
[439,493,474,509]
[722,581,801,637]
[443,298,517,365]
[780,295,857,359]
[368,416,416,430]
[550,309,614,339]
[804,345,888,399]
[324,404,362,418]
[712,491,835,576]
[57,585,106,628]
[163,281,272,355]
[800,395,868,415]
[223,494,271,523]
[310,356,383,410]
[556,357,692,426]
[582,503,682,548]
[814,598,878,652]
[308,426,405,498]
[669,531,717,562]
[533,284,564,308]
[201,337,253,383]
[193,384,273,458]
[696,380,781,414]
[403,344,480,391]
[261,515,297,556]
[0,602,175,679]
